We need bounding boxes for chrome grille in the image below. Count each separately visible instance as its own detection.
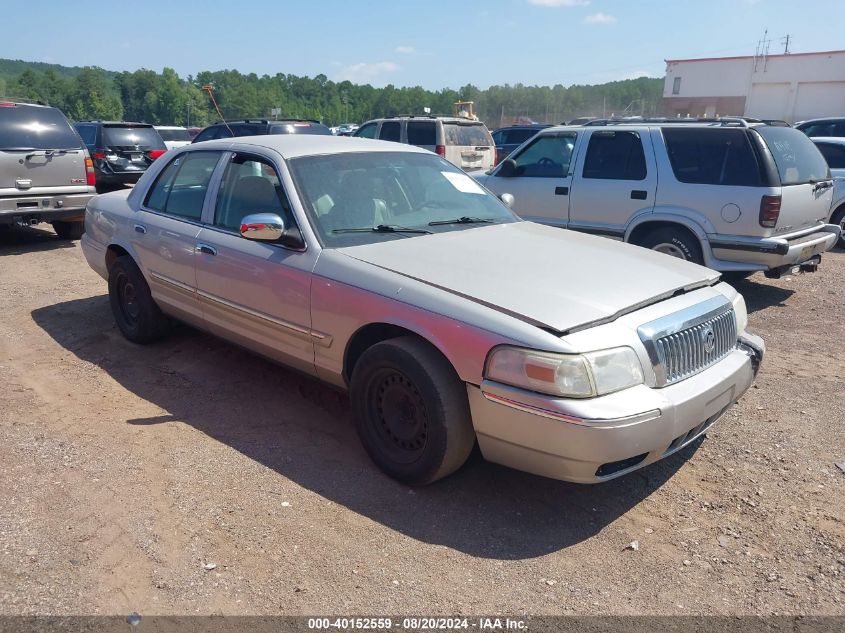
[637,296,738,387]
[655,310,736,384]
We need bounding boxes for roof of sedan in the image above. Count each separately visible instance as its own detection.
[191,135,432,158]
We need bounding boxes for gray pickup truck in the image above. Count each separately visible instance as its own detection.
[476,119,839,278]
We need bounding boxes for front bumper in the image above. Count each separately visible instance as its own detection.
[469,332,764,483]
[709,224,839,271]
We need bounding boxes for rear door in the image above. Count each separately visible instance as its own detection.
[443,122,495,172]
[480,131,580,225]
[377,121,401,143]
[568,129,656,239]
[0,104,88,196]
[756,126,833,233]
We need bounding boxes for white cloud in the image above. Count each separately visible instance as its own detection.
[527,0,589,6]
[584,12,616,24]
[335,61,400,85]
[395,46,415,54]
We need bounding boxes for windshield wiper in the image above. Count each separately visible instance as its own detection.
[428,216,494,226]
[332,224,433,235]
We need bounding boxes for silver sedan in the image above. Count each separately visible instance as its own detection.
[81,135,764,485]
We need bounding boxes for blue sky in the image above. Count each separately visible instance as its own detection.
[2,0,843,89]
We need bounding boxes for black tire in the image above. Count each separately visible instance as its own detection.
[52,220,85,240]
[830,205,845,249]
[108,256,170,344]
[350,336,475,485]
[638,227,704,265]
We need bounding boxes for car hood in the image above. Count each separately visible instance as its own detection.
[337,222,720,333]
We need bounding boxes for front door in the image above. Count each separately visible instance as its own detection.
[567,129,657,239]
[483,131,580,226]
[132,150,224,323]
[194,151,317,375]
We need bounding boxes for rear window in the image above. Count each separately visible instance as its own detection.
[0,105,82,150]
[443,123,492,147]
[663,128,763,186]
[103,125,165,149]
[156,128,190,142]
[407,121,436,146]
[756,126,830,186]
[269,122,332,135]
[582,130,646,180]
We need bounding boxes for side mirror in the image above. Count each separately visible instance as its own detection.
[499,193,515,209]
[240,213,284,241]
[497,158,517,178]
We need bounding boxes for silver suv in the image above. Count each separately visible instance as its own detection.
[475,119,839,278]
[1,100,96,239]
[354,116,495,173]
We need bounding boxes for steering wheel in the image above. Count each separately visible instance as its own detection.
[537,157,557,166]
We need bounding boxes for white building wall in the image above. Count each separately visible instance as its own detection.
[663,50,845,123]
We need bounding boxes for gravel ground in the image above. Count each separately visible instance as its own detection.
[0,224,843,617]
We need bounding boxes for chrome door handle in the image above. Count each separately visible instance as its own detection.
[134,224,147,234]
[196,243,217,256]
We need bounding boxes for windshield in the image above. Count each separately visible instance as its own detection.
[0,105,82,150]
[156,128,190,142]
[288,151,517,247]
[756,126,830,185]
[103,125,166,148]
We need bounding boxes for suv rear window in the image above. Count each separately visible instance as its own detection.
[103,125,165,149]
[269,122,332,135]
[0,105,82,150]
[663,128,763,186]
[582,130,646,180]
[444,123,492,147]
[756,126,830,186]
[407,121,436,146]
[157,128,190,142]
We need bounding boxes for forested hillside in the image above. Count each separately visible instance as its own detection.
[0,58,663,127]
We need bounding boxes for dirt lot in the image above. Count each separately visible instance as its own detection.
[0,224,843,617]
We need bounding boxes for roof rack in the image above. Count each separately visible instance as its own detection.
[0,96,49,106]
[579,116,782,128]
[213,118,321,125]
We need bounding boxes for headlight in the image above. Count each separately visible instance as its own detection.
[485,346,644,398]
[731,293,748,334]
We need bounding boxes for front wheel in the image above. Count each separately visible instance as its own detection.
[350,336,475,485]
[830,206,845,249]
[638,227,704,265]
[108,256,170,344]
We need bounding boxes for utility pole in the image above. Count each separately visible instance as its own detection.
[781,34,791,54]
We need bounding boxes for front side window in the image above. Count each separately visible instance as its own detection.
[213,154,294,231]
[507,134,576,178]
[355,123,378,139]
[663,128,763,186]
[582,131,647,181]
[378,121,401,142]
[288,151,517,247]
[815,142,845,170]
[756,126,830,186]
[144,151,222,220]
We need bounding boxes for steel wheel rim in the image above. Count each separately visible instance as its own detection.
[653,242,686,259]
[117,274,141,325]
[369,368,427,464]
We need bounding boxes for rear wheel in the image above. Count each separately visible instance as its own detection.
[831,205,845,249]
[350,336,475,485]
[52,220,85,240]
[108,256,170,343]
[638,227,704,265]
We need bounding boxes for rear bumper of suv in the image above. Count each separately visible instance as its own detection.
[709,224,840,271]
[0,192,94,224]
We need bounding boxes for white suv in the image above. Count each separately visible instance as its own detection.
[475,120,839,278]
[354,116,495,173]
